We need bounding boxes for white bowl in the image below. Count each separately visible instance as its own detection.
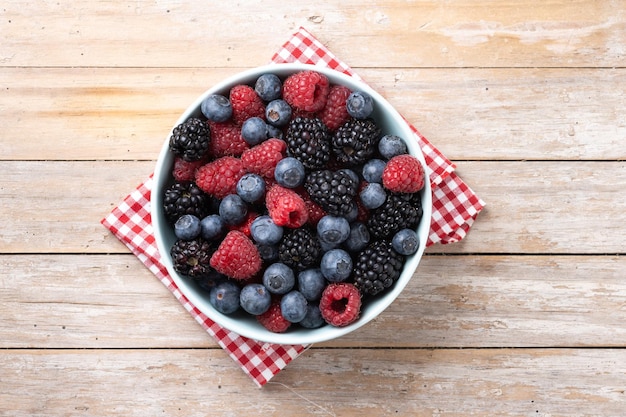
[152,63,432,345]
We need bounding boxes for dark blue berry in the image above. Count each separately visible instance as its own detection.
[346,91,374,119]
[200,214,225,241]
[218,194,248,225]
[320,249,353,282]
[209,281,241,314]
[241,116,268,145]
[338,168,360,185]
[250,215,283,245]
[196,270,227,292]
[174,214,201,240]
[378,134,408,159]
[297,268,326,301]
[274,157,305,188]
[280,290,308,323]
[257,244,279,262]
[267,124,284,140]
[262,262,295,295]
[362,159,386,183]
[360,182,387,209]
[236,173,266,203]
[299,303,325,329]
[344,222,370,253]
[254,73,282,102]
[200,94,232,122]
[392,228,420,255]
[317,215,350,246]
[265,99,292,127]
[240,283,271,315]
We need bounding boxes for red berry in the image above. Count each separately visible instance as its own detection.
[295,188,327,226]
[265,184,309,228]
[241,138,287,179]
[282,70,330,113]
[317,84,352,131]
[228,210,259,237]
[210,230,262,280]
[195,156,246,199]
[172,156,205,182]
[257,299,291,333]
[381,154,426,193]
[319,283,361,327]
[208,121,249,157]
[230,84,265,125]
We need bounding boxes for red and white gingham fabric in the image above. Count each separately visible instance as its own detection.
[101,27,485,387]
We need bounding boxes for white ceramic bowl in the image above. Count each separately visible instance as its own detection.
[152,63,432,345]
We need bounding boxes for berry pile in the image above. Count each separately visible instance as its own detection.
[163,69,426,334]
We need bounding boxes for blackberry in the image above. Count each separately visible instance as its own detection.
[285,117,331,169]
[304,169,358,217]
[366,192,423,239]
[170,237,215,278]
[278,228,321,271]
[169,117,211,162]
[163,182,212,224]
[331,118,381,166]
[353,240,405,296]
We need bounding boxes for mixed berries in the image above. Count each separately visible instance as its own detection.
[163,69,426,333]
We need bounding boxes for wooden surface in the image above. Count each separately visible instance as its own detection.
[1,1,625,415]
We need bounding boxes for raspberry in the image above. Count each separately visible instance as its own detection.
[230,84,266,125]
[240,138,287,179]
[381,154,426,193]
[208,121,250,157]
[265,184,309,228]
[317,84,352,131]
[282,70,330,113]
[195,156,246,199]
[210,230,262,280]
[296,188,327,226]
[228,210,259,237]
[319,283,361,327]
[256,299,291,333]
[172,157,205,182]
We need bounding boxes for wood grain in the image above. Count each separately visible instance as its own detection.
[1,348,625,416]
[1,67,624,161]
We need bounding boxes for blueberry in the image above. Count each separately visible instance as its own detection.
[257,244,279,262]
[338,168,360,185]
[236,173,266,203]
[200,94,232,123]
[262,262,295,295]
[298,268,326,301]
[360,182,387,209]
[392,228,420,255]
[378,134,408,159]
[265,99,292,127]
[255,73,282,102]
[240,283,271,315]
[241,116,268,145]
[218,194,248,225]
[362,159,386,183]
[274,157,305,188]
[196,270,227,292]
[343,201,359,223]
[280,290,308,323]
[344,222,370,253]
[174,214,201,240]
[200,214,225,241]
[299,303,325,329]
[250,215,283,245]
[317,215,350,245]
[209,281,241,314]
[267,124,284,140]
[320,249,353,282]
[346,91,374,119]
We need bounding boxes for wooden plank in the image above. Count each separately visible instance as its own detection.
[1,67,624,161]
[1,348,625,416]
[0,160,623,254]
[2,254,625,349]
[2,1,625,68]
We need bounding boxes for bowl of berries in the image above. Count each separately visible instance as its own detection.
[152,63,431,345]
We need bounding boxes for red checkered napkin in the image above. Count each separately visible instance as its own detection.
[101,27,485,387]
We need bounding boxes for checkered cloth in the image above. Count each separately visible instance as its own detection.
[101,27,485,387]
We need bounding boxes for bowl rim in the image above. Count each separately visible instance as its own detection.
[152,62,432,345]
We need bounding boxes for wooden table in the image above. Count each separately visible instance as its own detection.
[2,1,625,415]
